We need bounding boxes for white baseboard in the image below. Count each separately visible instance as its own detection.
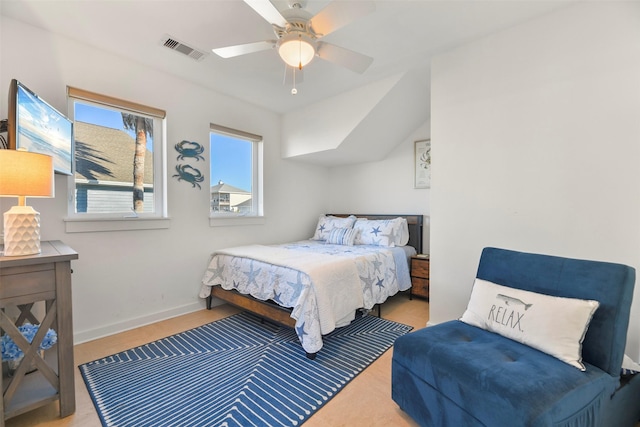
[73,301,204,344]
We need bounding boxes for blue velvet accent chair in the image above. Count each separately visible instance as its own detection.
[392,247,640,427]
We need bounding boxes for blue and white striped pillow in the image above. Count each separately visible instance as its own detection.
[327,227,358,246]
[311,215,356,240]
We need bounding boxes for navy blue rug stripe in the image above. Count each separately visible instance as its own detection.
[80,311,412,427]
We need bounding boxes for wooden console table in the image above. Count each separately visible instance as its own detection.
[0,241,78,425]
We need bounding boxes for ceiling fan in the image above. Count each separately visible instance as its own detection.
[212,0,375,74]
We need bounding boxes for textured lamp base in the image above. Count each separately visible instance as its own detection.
[3,205,41,256]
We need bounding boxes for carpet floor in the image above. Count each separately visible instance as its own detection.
[79,311,412,427]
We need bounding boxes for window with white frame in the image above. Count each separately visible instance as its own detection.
[66,87,167,221]
[209,124,263,218]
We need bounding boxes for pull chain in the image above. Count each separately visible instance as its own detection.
[291,67,298,95]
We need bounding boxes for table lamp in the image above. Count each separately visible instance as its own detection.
[0,149,54,256]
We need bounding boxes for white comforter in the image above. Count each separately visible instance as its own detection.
[200,240,414,354]
[214,244,363,334]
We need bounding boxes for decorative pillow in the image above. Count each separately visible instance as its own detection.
[460,278,599,370]
[353,217,408,246]
[397,218,410,246]
[326,227,358,246]
[311,215,356,240]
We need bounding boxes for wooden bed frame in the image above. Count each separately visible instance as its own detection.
[206,214,424,332]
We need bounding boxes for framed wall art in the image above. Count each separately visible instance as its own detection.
[414,139,431,189]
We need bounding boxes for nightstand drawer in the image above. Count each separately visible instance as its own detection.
[411,259,429,278]
[411,277,429,299]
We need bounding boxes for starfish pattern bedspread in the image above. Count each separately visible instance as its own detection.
[200,240,414,354]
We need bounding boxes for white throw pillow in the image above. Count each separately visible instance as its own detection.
[398,218,409,246]
[460,279,599,370]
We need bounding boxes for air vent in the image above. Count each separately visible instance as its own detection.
[161,35,208,62]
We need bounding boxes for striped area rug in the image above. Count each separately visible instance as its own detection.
[79,311,412,427]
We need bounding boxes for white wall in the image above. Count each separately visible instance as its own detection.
[0,16,330,342]
[328,121,431,253]
[430,2,640,359]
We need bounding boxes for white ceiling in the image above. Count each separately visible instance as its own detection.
[1,0,575,114]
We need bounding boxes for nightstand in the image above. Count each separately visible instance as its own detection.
[410,255,429,300]
[0,241,78,425]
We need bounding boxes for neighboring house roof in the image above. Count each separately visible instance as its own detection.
[74,121,153,185]
[235,198,252,208]
[210,181,249,194]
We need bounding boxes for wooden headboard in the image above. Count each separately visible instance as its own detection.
[329,214,424,254]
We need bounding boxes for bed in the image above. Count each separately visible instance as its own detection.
[200,214,423,358]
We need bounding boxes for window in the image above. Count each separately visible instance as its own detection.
[66,87,167,229]
[210,124,263,221]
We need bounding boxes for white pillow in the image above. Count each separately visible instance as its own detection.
[460,278,599,371]
[326,227,358,246]
[353,217,408,246]
[398,218,409,246]
[311,215,356,240]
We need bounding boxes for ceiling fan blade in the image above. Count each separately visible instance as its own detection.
[316,42,373,74]
[310,1,375,37]
[212,40,275,58]
[243,0,288,27]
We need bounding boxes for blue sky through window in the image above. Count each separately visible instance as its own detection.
[210,133,252,193]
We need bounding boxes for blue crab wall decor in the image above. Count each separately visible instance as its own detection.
[173,164,204,189]
[175,140,205,162]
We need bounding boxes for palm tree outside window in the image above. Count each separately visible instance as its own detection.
[67,87,167,219]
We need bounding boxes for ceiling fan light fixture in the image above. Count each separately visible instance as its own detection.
[278,32,315,69]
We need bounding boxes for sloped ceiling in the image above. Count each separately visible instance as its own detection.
[282,68,429,166]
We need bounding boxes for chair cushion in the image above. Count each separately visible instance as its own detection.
[393,321,617,427]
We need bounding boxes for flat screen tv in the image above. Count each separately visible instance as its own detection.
[7,79,73,175]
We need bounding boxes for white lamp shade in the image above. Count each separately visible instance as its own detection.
[0,149,54,198]
[278,33,315,69]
